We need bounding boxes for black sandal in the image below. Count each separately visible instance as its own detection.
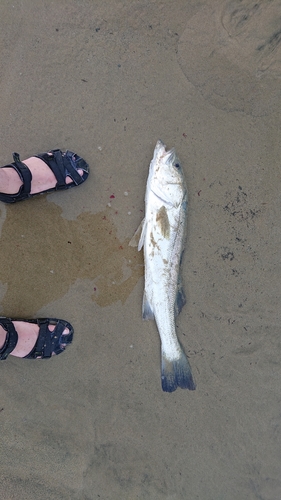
[0,149,89,203]
[0,317,74,359]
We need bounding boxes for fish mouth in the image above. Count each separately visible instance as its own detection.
[153,140,179,168]
[155,140,175,161]
[163,147,176,164]
[154,139,167,157]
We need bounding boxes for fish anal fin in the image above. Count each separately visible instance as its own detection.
[161,347,196,392]
[142,292,154,320]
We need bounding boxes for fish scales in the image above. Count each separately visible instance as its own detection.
[131,140,195,392]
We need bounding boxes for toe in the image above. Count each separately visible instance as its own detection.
[58,327,71,351]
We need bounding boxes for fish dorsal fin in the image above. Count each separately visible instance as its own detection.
[129,219,147,250]
[156,206,170,239]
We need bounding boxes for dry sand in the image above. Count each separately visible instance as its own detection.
[0,1,281,498]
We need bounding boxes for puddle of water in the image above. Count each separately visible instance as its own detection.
[0,196,143,317]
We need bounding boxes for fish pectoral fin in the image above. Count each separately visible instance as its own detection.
[156,206,170,239]
[142,293,154,320]
[129,219,146,250]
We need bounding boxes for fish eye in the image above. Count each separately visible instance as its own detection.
[175,163,180,169]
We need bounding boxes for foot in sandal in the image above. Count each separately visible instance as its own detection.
[0,149,89,203]
[0,317,74,359]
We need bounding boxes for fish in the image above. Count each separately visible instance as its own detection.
[130,140,196,392]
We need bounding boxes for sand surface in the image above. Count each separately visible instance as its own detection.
[1,1,281,498]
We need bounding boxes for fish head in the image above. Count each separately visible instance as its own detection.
[148,140,187,206]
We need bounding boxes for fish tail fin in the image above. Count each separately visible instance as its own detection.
[161,346,196,393]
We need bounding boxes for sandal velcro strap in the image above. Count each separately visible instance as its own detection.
[0,318,18,360]
[36,149,88,189]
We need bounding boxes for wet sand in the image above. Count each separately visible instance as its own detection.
[1,1,281,498]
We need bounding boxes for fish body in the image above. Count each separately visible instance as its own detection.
[133,140,195,392]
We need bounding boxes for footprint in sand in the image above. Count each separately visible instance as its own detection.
[177,0,281,116]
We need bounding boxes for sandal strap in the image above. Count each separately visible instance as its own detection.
[0,153,32,203]
[36,149,86,188]
[24,318,74,359]
[12,152,32,195]
[0,318,18,360]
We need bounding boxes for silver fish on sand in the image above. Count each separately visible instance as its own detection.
[130,140,195,392]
